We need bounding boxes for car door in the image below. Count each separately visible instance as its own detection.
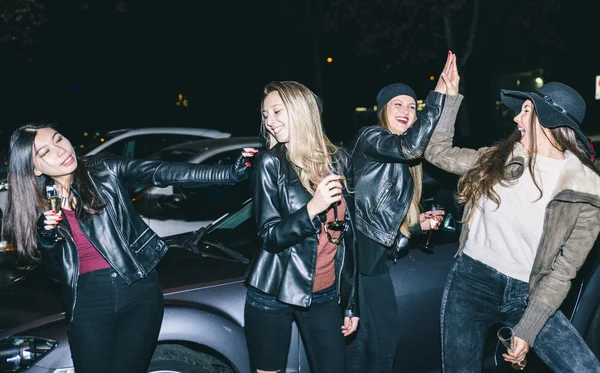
[389,168,462,372]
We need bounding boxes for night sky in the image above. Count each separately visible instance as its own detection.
[0,0,598,154]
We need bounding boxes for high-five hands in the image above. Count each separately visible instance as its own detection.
[434,51,460,96]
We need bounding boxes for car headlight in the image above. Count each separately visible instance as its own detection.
[0,336,58,372]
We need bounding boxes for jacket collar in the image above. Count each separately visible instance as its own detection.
[509,143,600,204]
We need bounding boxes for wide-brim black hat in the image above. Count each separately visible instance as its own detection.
[501,82,594,155]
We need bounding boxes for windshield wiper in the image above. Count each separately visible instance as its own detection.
[200,240,250,265]
[183,226,250,265]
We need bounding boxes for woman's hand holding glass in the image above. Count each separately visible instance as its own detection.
[498,327,529,370]
[307,174,343,220]
[420,209,445,231]
[42,209,63,238]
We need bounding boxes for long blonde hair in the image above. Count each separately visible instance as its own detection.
[379,108,422,237]
[260,81,340,194]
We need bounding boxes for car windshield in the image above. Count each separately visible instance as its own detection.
[187,199,258,262]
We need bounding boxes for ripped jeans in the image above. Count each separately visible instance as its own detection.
[441,254,600,373]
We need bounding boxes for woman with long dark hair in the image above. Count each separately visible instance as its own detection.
[2,123,256,373]
[426,63,600,371]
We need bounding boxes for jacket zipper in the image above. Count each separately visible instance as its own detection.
[86,173,146,277]
[336,219,348,304]
[373,183,393,213]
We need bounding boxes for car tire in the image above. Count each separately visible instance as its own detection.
[148,344,234,373]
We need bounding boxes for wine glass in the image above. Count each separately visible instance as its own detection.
[497,326,527,370]
[45,185,64,242]
[420,204,444,253]
[327,174,346,232]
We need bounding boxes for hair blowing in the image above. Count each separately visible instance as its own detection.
[457,112,600,222]
[2,123,105,264]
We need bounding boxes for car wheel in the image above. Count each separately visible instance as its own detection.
[148,344,234,373]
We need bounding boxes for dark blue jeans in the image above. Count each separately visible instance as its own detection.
[346,270,399,373]
[68,268,164,373]
[244,285,346,373]
[442,254,600,373]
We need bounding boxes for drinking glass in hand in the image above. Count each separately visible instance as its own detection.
[327,174,346,232]
[497,326,527,370]
[420,204,444,253]
[45,185,64,242]
[317,173,347,245]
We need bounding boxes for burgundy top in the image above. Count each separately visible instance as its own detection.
[313,199,347,292]
[63,209,111,275]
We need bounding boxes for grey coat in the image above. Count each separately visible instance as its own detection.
[424,95,600,346]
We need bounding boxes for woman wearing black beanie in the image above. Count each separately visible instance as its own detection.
[347,52,461,373]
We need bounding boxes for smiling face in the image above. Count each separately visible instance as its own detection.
[32,128,78,184]
[262,91,290,145]
[514,99,562,157]
[385,94,417,135]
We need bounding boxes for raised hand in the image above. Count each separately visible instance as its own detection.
[233,148,259,180]
[434,51,460,96]
[307,174,343,219]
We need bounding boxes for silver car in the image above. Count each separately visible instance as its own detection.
[1,168,599,373]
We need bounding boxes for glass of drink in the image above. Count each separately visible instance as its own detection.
[420,204,444,253]
[327,174,346,232]
[497,326,527,370]
[45,185,64,242]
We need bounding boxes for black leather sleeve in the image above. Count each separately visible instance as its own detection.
[94,154,247,188]
[36,214,62,283]
[252,152,320,253]
[354,91,446,163]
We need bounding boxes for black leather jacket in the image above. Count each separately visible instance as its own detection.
[246,144,358,317]
[350,91,445,250]
[37,153,249,322]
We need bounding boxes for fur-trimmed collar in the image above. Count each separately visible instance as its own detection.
[509,143,600,201]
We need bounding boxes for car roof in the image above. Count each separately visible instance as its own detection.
[147,136,263,162]
[86,127,232,155]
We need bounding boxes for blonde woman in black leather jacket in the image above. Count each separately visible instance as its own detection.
[347,52,454,373]
[245,81,358,373]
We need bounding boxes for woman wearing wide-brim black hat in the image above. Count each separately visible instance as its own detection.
[425,62,600,372]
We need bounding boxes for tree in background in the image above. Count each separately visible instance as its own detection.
[323,0,566,139]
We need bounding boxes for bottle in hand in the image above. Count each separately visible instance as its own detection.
[45,185,63,242]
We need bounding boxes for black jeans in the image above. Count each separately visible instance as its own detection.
[68,268,164,373]
[244,285,346,373]
[442,254,600,373]
[347,270,399,373]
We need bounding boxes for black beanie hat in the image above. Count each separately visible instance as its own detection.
[376,83,418,117]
